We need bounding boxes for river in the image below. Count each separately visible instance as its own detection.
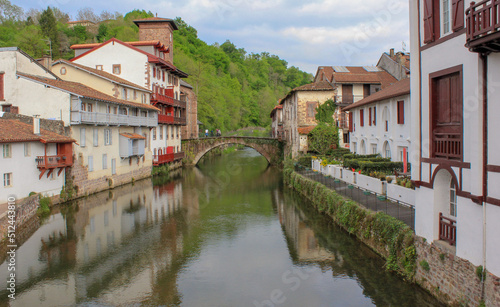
[0,147,442,306]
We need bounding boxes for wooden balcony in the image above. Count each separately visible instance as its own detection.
[158,114,174,124]
[174,152,184,161]
[466,0,500,53]
[36,154,73,179]
[174,117,187,125]
[335,95,365,107]
[151,93,175,106]
[439,213,457,246]
[153,153,174,166]
[432,132,462,160]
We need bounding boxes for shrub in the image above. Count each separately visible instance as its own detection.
[308,123,340,155]
[37,195,52,217]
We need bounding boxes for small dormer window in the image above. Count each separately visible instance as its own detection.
[113,64,121,75]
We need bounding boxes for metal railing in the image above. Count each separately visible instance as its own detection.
[294,164,415,229]
[72,111,157,127]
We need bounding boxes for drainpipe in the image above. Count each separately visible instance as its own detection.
[480,52,488,301]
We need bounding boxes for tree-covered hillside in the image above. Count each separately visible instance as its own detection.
[0,2,313,130]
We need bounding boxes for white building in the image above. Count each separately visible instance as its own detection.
[0,117,74,204]
[343,78,411,162]
[410,0,500,304]
[70,17,188,167]
[0,47,158,197]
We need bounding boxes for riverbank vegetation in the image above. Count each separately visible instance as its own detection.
[283,160,416,281]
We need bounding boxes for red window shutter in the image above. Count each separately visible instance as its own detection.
[153,67,156,78]
[452,0,464,32]
[360,109,364,127]
[373,106,377,126]
[423,0,435,43]
[397,101,405,124]
[369,108,372,126]
[349,112,353,132]
[0,73,4,101]
[162,71,165,82]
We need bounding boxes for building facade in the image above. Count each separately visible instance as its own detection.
[70,17,188,168]
[270,105,283,140]
[343,78,411,161]
[410,0,500,304]
[180,80,199,139]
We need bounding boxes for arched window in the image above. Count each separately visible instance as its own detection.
[450,181,457,217]
[383,141,391,158]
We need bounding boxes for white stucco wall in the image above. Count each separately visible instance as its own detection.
[0,142,64,203]
[349,94,411,161]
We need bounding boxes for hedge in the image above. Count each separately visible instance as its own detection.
[283,164,416,281]
[343,153,380,160]
[344,157,391,170]
[358,161,411,173]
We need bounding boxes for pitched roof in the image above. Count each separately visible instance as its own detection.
[297,126,316,135]
[70,40,166,51]
[294,80,334,91]
[120,133,146,139]
[180,79,193,89]
[342,78,410,111]
[0,119,74,143]
[269,105,283,118]
[314,66,398,89]
[17,72,159,112]
[53,59,151,92]
[70,38,187,77]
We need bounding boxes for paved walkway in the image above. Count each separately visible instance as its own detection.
[294,165,415,229]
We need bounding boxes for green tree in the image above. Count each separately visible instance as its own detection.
[308,123,340,155]
[39,7,60,58]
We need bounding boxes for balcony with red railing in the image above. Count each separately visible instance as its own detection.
[158,114,174,124]
[36,154,72,169]
[432,132,462,161]
[151,93,175,106]
[174,117,187,125]
[439,213,457,246]
[174,152,185,161]
[466,0,500,52]
[153,153,174,166]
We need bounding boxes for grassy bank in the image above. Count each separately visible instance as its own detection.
[283,162,416,281]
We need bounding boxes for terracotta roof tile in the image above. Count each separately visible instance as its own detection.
[297,126,316,135]
[294,80,334,91]
[71,40,162,50]
[53,59,150,91]
[0,119,75,143]
[342,78,410,111]
[120,133,146,139]
[17,72,159,112]
[315,66,397,89]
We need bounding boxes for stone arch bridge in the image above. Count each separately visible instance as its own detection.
[182,137,283,165]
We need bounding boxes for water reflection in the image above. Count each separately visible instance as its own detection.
[0,148,441,307]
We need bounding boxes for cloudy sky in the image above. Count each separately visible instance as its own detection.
[16,0,410,74]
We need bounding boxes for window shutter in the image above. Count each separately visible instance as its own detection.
[349,112,353,132]
[397,101,405,124]
[93,128,98,146]
[369,108,372,126]
[360,109,364,127]
[452,0,464,32]
[423,0,435,43]
[373,107,377,126]
[0,73,4,101]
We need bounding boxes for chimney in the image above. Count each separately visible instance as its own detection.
[33,116,40,135]
[390,48,395,58]
[36,55,52,71]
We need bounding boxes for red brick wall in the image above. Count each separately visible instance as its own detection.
[138,22,175,63]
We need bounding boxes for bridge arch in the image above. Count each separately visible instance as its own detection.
[182,137,283,166]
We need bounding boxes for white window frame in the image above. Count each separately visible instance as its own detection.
[442,0,452,36]
[104,129,112,146]
[102,154,107,170]
[450,181,457,217]
[93,128,99,147]
[80,128,86,147]
[3,144,11,158]
[3,173,12,187]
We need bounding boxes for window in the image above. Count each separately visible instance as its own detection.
[111,158,116,175]
[360,109,364,127]
[96,65,103,70]
[141,94,146,104]
[112,64,121,75]
[87,103,93,112]
[373,106,376,126]
[80,128,86,147]
[342,84,353,104]
[371,144,377,154]
[81,103,86,111]
[102,154,107,169]
[104,129,112,145]
[369,108,372,126]
[2,144,11,158]
[159,126,163,140]
[0,72,4,101]
[93,128,99,147]
[450,181,457,217]
[88,156,93,172]
[162,71,165,81]
[60,67,67,75]
[423,0,464,43]
[384,142,391,158]
[397,101,405,124]
[398,147,409,162]
[307,102,317,118]
[152,128,157,140]
[348,112,354,132]
[133,90,137,100]
[3,173,12,187]
[442,0,451,34]
[123,88,127,100]
[24,143,30,157]
[430,67,463,160]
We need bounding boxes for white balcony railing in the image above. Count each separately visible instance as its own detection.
[71,111,157,127]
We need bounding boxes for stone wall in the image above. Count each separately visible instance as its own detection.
[415,237,500,306]
[68,155,152,198]
[0,194,39,240]
[181,85,198,139]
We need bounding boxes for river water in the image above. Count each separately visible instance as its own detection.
[0,148,442,306]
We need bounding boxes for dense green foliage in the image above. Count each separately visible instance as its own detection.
[283,163,416,280]
[0,2,312,131]
[314,98,336,124]
[308,123,340,155]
